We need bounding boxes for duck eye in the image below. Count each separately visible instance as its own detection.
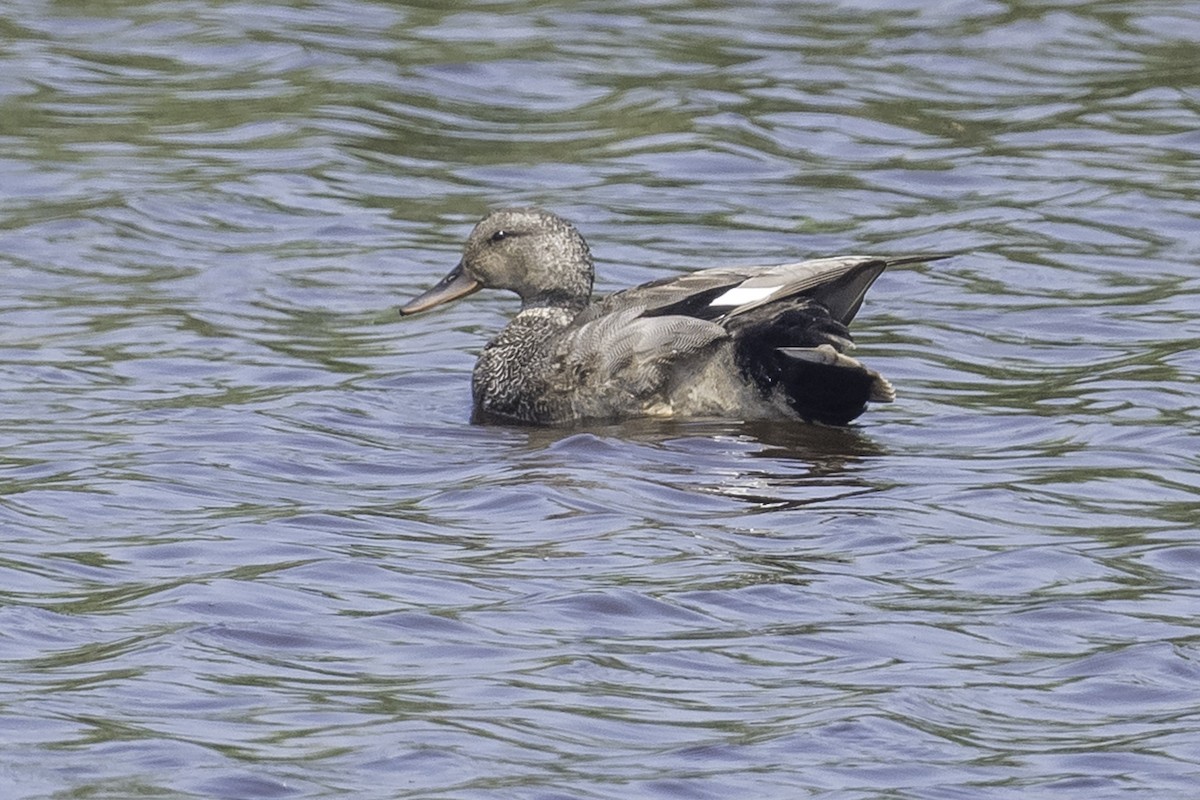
[489,230,509,243]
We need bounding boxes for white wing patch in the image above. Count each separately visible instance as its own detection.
[708,284,780,307]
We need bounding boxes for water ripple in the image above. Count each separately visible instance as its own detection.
[2,1,1199,798]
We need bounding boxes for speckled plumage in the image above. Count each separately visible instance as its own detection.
[400,208,948,426]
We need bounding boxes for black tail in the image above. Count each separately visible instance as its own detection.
[732,302,889,425]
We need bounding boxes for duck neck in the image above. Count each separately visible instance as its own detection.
[520,289,590,314]
[518,247,594,313]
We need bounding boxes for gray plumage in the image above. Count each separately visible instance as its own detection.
[399,208,948,426]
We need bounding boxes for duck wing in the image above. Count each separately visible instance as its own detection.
[552,306,727,409]
[551,253,949,422]
[576,267,761,325]
[583,254,948,325]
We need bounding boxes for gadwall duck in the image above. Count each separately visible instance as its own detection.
[400,208,947,426]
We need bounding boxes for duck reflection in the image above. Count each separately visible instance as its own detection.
[513,417,888,511]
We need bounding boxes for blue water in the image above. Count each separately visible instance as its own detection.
[2,1,1198,798]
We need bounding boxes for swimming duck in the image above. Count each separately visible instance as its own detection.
[400,208,946,426]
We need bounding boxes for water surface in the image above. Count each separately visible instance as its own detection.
[2,1,1199,798]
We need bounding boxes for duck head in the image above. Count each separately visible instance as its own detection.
[400,208,595,315]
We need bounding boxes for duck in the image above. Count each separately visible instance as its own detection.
[400,208,947,426]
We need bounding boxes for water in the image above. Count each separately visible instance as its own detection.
[2,1,1199,797]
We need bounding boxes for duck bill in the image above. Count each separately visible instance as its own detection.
[399,262,482,315]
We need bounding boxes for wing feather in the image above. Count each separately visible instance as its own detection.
[556,307,726,396]
[582,254,948,325]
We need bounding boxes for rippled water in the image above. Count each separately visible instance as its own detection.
[3,1,1199,798]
